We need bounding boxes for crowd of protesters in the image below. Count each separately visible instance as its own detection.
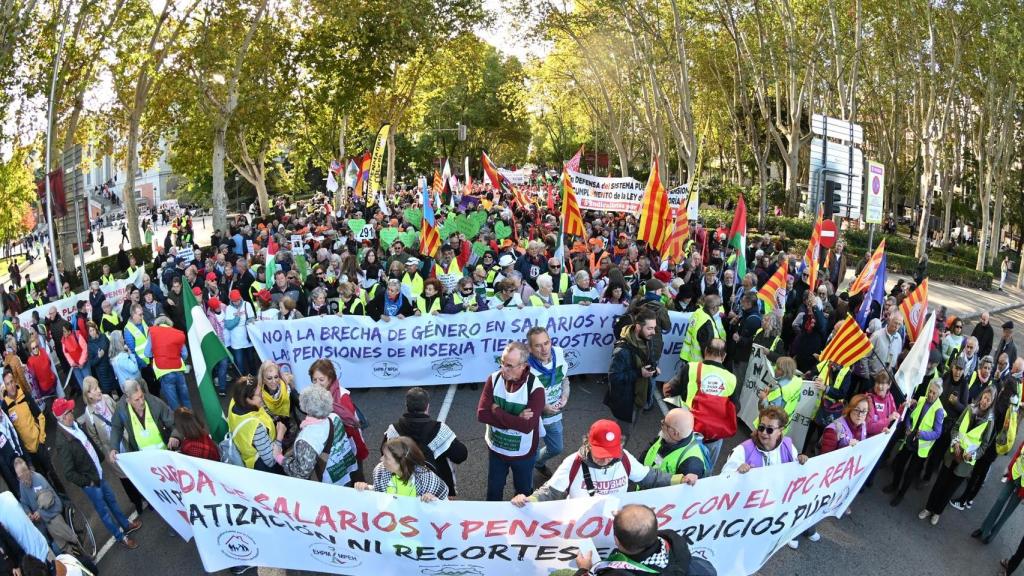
[0,178,1022,576]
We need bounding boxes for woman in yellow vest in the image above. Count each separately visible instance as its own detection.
[227,376,284,473]
[921,385,995,525]
[353,436,449,501]
[757,357,803,433]
[886,380,944,506]
[414,279,444,316]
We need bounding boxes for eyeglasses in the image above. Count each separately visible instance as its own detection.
[659,419,679,435]
[852,408,869,415]
[954,325,963,329]
[550,264,561,269]
[757,425,778,434]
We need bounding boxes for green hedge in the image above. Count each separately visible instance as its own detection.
[62,245,154,293]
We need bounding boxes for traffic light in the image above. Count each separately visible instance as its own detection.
[825,180,842,218]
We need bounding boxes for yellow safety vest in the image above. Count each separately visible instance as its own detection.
[402,272,424,301]
[761,377,804,432]
[434,259,462,292]
[227,401,276,469]
[643,436,707,476]
[955,413,990,465]
[543,273,570,294]
[528,293,560,307]
[907,397,943,457]
[124,322,150,366]
[680,308,724,363]
[100,312,120,334]
[128,403,166,451]
[684,362,736,406]
[101,274,116,285]
[1011,447,1024,484]
[415,296,442,315]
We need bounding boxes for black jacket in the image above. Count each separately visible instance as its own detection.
[52,424,106,488]
[385,412,468,495]
[0,522,25,574]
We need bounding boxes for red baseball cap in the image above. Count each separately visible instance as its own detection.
[256,289,272,303]
[205,272,217,282]
[588,419,623,459]
[192,287,202,296]
[52,398,75,418]
[207,297,222,310]
[229,289,242,302]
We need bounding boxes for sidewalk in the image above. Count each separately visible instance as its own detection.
[0,215,215,288]
[883,270,1023,321]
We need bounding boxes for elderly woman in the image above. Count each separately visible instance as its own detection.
[141,289,163,325]
[866,372,901,438]
[758,356,803,433]
[354,436,449,501]
[279,296,303,320]
[305,287,331,316]
[278,385,358,485]
[415,278,445,316]
[108,331,141,395]
[753,311,786,363]
[489,279,524,310]
[921,385,995,525]
[257,360,294,420]
[529,274,559,307]
[78,377,146,513]
[309,359,368,477]
[566,270,599,304]
[338,282,365,316]
[819,394,870,453]
[367,278,413,321]
[886,379,946,506]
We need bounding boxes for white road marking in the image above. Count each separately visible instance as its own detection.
[437,383,458,422]
[95,510,138,563]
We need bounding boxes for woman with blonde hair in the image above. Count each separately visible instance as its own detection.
[257,360,294,419]
[79,376,146,513]
[354,436,449,502]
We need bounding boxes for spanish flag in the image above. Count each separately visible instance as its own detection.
[899,278,929,342]
[819,314,872,367]
[757,259,789,313]
[637,158,670,253]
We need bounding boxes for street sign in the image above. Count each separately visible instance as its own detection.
[819,220,838,249]
[865,161,885,224]
[811,114,863,145]
[808,138,863,220]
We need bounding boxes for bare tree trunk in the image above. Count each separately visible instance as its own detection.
[989,186,1004,265]
[121,103,144,249]
[211,123,228,233]
[334,114,348,209]
[386,129,396,195]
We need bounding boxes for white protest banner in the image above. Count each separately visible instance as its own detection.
[177,246,195,264]
[498,167,531,185]
[568,170,687,214]
[738,347,816,447]
[118,434,886,575]
[248,304,692,389]
[895,312,935,398]
[18,267,143,325]
[355,224,375,241]
[290,234,305,256]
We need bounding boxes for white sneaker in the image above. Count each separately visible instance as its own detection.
[787,540,799,550]
[918,510,931,520]
[930,514,940,526]
[807,531,821,542]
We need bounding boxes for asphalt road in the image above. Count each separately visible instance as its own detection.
[14,305,1024,576]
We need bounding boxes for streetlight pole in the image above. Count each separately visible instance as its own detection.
[44,0,76,298]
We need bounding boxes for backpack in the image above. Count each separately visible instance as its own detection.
[568,453,631,496]
[612,313,634,340]
[218,417,253,466]
[689,364,737,442]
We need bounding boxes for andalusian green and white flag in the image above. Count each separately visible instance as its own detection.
[183,280,230,442]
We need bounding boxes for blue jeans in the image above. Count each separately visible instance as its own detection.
[535,419,564,469]
[71,366,91,392]
[82,479,131,541]
[487,450,536,501]
[159,371,191,411]
[214,358,229,393]
[980,480,1021,540]
[231,347,251,377]
[705,439,724,471]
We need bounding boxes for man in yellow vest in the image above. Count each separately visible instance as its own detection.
[641,407,709,483]
[145,316,191,411]
[108,379,179,462]
[433,244,463,294]
[680,294,725,364]
[973,389,1024,542]
[528,274,560,307]
[100,264,116,286]
[401,257,424,302]
[663,338,734,466]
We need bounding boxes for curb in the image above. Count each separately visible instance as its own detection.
[960,301,1024,322]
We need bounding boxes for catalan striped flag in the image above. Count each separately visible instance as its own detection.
[820,314,872,367]
[561,169,585,237]
[431,170,444,209]
[899,278,930,342]
[849,239,887,295]
[757,259,788,313]
[420,177,440,258]
[802,204,824,290]
[663,196,690,264]
[637,157,670,252]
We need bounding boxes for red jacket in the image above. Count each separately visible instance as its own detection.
[150,325,186,371]
[180,435,221,462]
[26,350,56,395]
[62,332,87,367]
